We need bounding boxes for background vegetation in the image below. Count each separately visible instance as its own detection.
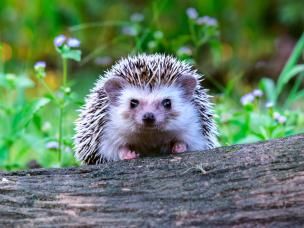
[1,0,304,171]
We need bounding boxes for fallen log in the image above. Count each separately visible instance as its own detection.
[0,134,304,227]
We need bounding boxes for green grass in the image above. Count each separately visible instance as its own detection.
[217,33,304,145]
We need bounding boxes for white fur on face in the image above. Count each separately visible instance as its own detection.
[97,85,209,161]
[111,85,187,131]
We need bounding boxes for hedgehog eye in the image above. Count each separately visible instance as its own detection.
[130,99,139,109]
[162,99,171,109]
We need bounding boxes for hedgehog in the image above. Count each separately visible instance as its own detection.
[74,54,218,164]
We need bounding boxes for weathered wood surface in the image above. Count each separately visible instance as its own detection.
[0,134,304,227]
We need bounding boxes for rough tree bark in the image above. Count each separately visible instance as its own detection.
[0,134,304,227]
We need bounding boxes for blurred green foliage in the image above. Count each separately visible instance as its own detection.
[1,0,302,74]
[0,0,304,170]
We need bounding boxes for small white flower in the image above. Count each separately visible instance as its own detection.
[42,122,52,132]
[34,61,46,70]
[130,12,144,22]
[240,93,255,106]
[67,38,80,48]
[278,115,287,124]
[273,112,287,124]
[177,46,193,56]
[64,87,71,94]
[186,8,198,19]
[252,89,263,97]
[54,34,66,47]
[154,31,164,40]
[148,41,157,50]
[122,26,138,36]
[6,74,16,83]
[196,16,218,26]
[65,147,72,153]
[46,141,59,150]
[265,102,274,108]
[273,112,281,120]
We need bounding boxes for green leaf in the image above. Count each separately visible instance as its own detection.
[276,64,304,97]
[15,75,35,89]
[260,78,276,103]
[275,32,304,102]
[33,114,42,130]
[62,49,82,61]
[289,90,304,103]
[0,142,9,163]
[278,33,304,82]
[209,40,221,65]
[11,98,50,134]
[286,73,304,106]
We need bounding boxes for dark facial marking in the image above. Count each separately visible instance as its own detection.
[142,112,156,124]
[162,99,171,109]
[130,99,139,109]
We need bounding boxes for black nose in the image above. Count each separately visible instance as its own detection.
[142,112,155,124]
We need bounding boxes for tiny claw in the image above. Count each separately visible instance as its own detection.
[171,142,188,154]
[119,148,139,160]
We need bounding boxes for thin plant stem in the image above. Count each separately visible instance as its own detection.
[37,71,63,163]
[57,57,68,164]
[63,58,68,87]
[0,44,5,103]
[38,79,58,103]
[188,20,200,60]
[5,141,12,168]
[37,75,62,161]
[0,44,3,73]
[58,106,63,163]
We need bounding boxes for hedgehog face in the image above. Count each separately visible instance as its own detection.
[104,75,197,133]
[118,87,180,129]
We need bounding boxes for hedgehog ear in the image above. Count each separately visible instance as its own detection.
[104,77,126,104]
[176,75,197,99]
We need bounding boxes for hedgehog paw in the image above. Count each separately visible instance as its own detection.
[118,147,139,160]
[171,142,188,153]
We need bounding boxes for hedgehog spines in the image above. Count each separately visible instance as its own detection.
[74,53,218,164]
